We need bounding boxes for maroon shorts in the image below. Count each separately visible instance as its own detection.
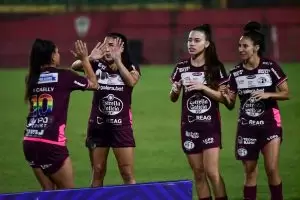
[86,126,135,148]
[181,127,221,154]
[235,125,283,160]
[23,141,69,175]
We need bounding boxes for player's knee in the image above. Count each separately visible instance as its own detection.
[265,165,278,178]
[119,164,134,182]
[192,167,206,181]
[205,168,220,182]
[93,164,106,178]
[244,167,257,180]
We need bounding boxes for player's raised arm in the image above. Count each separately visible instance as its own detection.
[73,40,98,90]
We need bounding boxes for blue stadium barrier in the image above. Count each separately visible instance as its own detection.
[0,180,193,200]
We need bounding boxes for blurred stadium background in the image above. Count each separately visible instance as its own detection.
[0,0,300,199]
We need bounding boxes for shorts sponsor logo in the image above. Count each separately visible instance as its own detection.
[187,94,211,114]
[267,135,279,141]
[185,131,199,139]
[184,141,195,150]
[237,148,248,157]
[40,164,52,169]
[238,136,257,145]
[203,137,214,144]
[99,94,123,115]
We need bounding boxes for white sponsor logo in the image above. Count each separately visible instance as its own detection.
[178,67,190,73]
[267,135,279,141]
[181,72,206,86]
[40,164,52,169]
[242,137,257,145]
[99,94,123,115]
[242,97,265,117]
[27,117,50,129]
[258,69,270,74]
[188,115,212,123]
[237,148,248,157]
[74,80,86,87]
[38,73,58,84]
[238,88,264,95]
[26,129,44,136]
[239,118,264,126]
[184,141,195,150]
[203,137,214,144]
[187,95,211,114]
[100,85,124,91]
[185,131,199,139]
[96,70,125,86]
[233,70,243,77]
[271,67,281,80]
[236,74,272,89]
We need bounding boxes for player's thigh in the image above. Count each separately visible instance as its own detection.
[49,157,74,189]
[32,167,55,190]
[186,153,205,172]
[113,147,135,167]
[89,147,110,170]
[202,147,220,173]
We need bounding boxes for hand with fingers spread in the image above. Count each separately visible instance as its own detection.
[74,40,89,60]
[251,91,270,101]
[185,80,205,92]
[110,38,124,62]
[89,39,107,60]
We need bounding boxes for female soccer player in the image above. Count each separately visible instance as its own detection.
[23,39,98,190]
[222,21,289,200]
[71,33,140,187]
[170,24,228,200]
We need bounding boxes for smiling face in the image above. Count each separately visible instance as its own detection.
[238,36,260,61]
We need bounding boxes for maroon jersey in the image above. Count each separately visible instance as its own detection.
[24,67,88,146]
[228,58,287,127]
[171,59,228,131]
[88,60,140,130]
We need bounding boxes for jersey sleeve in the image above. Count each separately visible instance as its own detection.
[270,62,287,86]
[217,65,229,86]
[228,70,238,93]
[63,70,89,91]
[170,65,181,83]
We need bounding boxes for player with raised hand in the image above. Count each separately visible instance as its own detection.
[23,39,98,190]
[71,33,140,187]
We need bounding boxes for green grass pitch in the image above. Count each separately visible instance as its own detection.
[0,64,299,199]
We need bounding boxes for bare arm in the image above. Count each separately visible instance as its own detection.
[169,81,181,102]
[115,60,140,87]
[251,81,289,101]
[269,81,289,100]
[74,40,98,90]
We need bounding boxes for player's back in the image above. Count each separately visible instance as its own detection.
[24,67,81,146]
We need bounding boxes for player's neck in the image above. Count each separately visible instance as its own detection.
[243,55,260,70]
[190,53,205,67]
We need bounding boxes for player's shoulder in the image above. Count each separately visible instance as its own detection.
[229,62,243,74]
[175,58,190,67]
[260,58,279,68]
